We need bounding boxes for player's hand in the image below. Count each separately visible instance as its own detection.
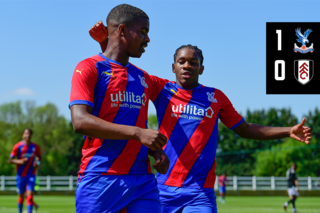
[21,158,28,165]
[89,21,108,43]
[149,149,170,174]
[136,128,167,151]
[290,118,312,144]
[33,161,38,168]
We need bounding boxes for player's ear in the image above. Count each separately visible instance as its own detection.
[172,63,176,73]
[199,65,204,75]
[118,24,126,37]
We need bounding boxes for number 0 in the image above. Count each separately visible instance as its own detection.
[276,30,282,51]
[275,60,285,81]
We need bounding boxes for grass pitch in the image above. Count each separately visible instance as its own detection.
[0,195,319,213]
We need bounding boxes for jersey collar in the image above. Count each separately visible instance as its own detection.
[98,53,130,68]
[175,82,202,91]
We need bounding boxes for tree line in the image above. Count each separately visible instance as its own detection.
[0,101,319,177]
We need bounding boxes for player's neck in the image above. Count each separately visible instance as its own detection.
[103,43,129,66]
[176,81,199,90]
[23,140,31,145]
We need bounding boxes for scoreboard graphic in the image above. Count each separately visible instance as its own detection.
[266,22,320,94]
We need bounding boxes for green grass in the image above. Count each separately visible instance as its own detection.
[0,195,319,213]
[217,196,320,213]
[0,196,75,213]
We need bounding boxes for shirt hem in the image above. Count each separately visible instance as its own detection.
[230,118,245,130]
[69,100,94,109]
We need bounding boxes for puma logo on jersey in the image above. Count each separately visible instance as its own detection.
[104,71,115,78]
[76,69,83,75]
[171,89,179,95]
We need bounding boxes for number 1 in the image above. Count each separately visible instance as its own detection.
[276,30,282,51]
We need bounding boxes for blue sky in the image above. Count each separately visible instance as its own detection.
[0,0,319,121]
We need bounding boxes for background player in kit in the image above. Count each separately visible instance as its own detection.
[9,129,41,213]
[218,173,228,204]
[90,22,312,212]
[283,162,299,213]
[70,4,169,213]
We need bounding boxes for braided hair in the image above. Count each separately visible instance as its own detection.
[173,45,204,66]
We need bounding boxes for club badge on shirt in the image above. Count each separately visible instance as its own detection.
[207,92,217,103]
[138,75,148,88]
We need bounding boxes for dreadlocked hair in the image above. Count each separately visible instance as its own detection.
[173,44,204,66]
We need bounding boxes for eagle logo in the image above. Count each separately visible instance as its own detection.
[207,92,217,103]
[138,75,148,88]
[294,28,314,54]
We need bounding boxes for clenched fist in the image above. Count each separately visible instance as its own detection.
[136,128,167,151]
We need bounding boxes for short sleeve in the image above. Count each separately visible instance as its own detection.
[219,90,244,130]
[69,58,99,109]
[149,75,170,102]
[10,144,19,158]
[35,144,41,157]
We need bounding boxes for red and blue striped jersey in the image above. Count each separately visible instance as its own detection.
[69,54,153,177]
[10,141,41,177]
[149,76,244,189]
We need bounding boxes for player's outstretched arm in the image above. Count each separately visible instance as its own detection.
[71,104,167,151]
[9,157,28,165]
[148,149,170,174]
[233,118,312,144]
[89,21,108,52]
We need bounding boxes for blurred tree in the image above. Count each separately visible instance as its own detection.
[254,107,320,177]
[255,138,320,177]
[216,108,299,176]
[1,103,317,177]
[0,101,81,176]
[148,114,158,130]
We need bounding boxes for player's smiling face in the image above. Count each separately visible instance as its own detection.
[124,17,150,58]
[173,48,204,89]
[22,129,32,142]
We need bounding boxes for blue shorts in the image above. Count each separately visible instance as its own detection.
[16,175,35,194]
[219,186,226,194]
[75,174,162,213]
[158,184,217,213]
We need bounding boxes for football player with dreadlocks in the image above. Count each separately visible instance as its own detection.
[89,22,312,212]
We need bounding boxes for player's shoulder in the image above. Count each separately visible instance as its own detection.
[14,141,24,147]
[286,168,293,175]
[200,84,219,91]
[128,63,171,83]
[74,55,105,77]
[129,62,154,81]
[31,142,40,147]
[199,85,224,96]
[77,55,105,67]
[128,62,149,74]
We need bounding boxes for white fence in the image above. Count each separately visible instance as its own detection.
[1,175,320,191]
[214,176,320,191]
[0,176,77,191]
